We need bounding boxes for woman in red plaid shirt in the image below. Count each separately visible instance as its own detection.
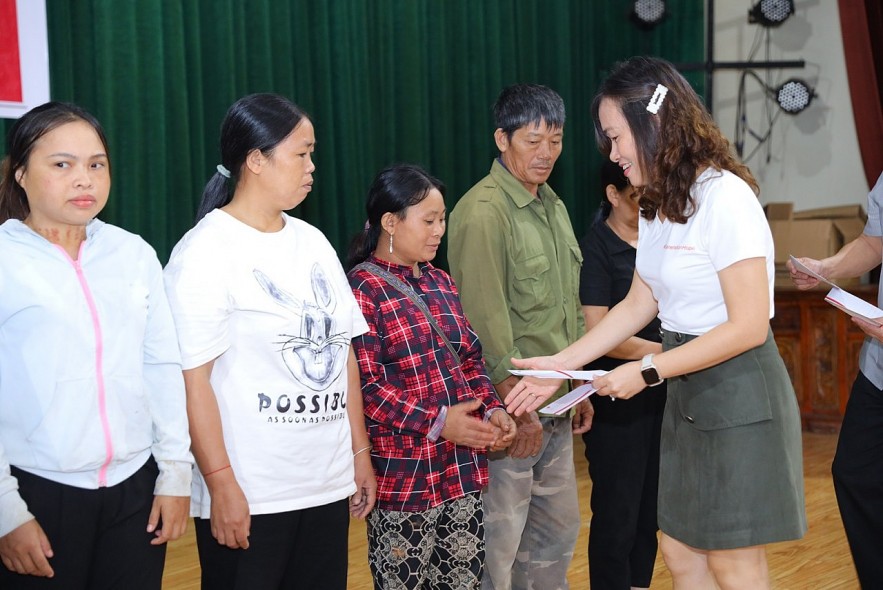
[347,164,516,590]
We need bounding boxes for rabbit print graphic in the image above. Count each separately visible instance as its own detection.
[254,264,350,395]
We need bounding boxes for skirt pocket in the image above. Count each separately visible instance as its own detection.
[666,340,773,431]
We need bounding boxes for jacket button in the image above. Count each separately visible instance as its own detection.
[684,415,694,423]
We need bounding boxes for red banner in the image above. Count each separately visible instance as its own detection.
[0,0,23,103]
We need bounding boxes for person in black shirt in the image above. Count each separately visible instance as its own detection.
[579,160,666,590]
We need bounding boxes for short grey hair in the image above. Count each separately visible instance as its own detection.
[493,84,566,140]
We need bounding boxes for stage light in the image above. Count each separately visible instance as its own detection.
[632,0,666,28]
[748,0,795,27]
[774,78,814,114]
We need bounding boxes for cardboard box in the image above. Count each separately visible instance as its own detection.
[764,202,794,221]
[768,219,843,266]
[766,202,867,288]
[793,204,866,221]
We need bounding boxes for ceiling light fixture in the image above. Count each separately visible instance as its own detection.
[774,78,815,114]
[748,0,795,28]
[632,0,666,28]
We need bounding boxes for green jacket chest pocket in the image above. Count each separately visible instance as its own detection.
[512,253,553,313]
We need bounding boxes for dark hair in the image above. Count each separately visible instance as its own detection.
[591,56,758,223]
[196,93,309,222]
[493,84,566,140]
[596,160,631,220]
[346,163,445,270]
[1,102,110,223]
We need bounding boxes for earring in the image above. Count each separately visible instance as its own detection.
[389,233,394,254]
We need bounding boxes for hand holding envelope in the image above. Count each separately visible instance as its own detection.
[507,369,608,415]
[825,287,883,327]
[789,255,883,326]
[788,255,837,288]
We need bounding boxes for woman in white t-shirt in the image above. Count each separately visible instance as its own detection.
[164,93,376,590]
[505,57,805,589]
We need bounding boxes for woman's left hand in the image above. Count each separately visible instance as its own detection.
[350,452,377,519]
[591,362,647,400]
[147,495,190,545]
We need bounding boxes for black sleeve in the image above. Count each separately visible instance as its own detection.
[578,223,614,308]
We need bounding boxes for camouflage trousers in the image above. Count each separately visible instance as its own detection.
[481,416,580,590]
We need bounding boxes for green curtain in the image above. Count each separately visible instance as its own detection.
[2,0,703,263]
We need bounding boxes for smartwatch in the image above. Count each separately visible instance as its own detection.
[641,354,664,387]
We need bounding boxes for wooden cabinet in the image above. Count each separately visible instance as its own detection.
[772,285,878,432]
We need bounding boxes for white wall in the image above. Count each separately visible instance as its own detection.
[712,0,868,209]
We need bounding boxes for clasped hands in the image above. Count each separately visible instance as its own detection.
[440,399,517,451]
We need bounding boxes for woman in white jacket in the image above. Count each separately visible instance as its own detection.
[0,102,192,588]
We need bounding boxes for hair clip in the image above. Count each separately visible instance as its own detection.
[646,84,668,114]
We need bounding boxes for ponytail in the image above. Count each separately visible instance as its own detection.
[195,170,233,222]
[346,224,381,271]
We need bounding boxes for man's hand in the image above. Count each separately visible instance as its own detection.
[786,256,824,290]
[147,495,190,545]
[572,399,593,434]
[0,519,54,577]
[508,411,543,459]
[852,316,883,343]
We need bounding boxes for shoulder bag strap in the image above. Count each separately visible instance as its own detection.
[353,261,462,367]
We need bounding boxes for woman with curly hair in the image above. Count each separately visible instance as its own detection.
[505,56,806,589]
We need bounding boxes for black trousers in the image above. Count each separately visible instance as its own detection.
[832,371,883,589]
[582,384,666,590]
[0,458,165,589]
[195,498,349,590]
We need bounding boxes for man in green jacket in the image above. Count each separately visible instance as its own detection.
[448,83,592,590]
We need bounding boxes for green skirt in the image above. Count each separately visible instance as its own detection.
[658,328,807,550]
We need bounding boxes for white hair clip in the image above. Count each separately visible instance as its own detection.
[646,84,668,114]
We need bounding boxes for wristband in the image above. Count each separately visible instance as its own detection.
[483,406,505,422]
[427,405,448,442]
[202,464,231,478]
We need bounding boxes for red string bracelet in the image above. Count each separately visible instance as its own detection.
[202,464,231,477]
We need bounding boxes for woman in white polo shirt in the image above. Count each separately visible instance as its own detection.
[506,57,806,590]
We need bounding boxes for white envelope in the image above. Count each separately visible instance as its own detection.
[508,369,608,415]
